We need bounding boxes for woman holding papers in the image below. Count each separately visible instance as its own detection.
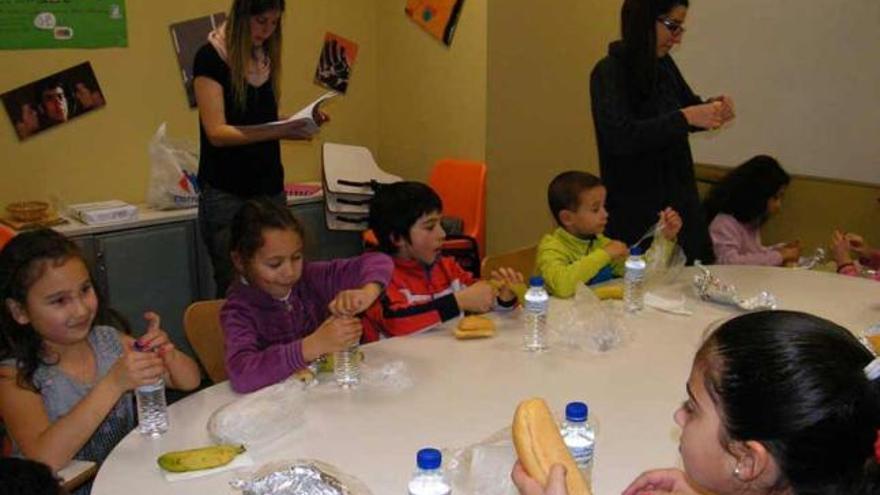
[589,0,734,263]
[194,0,327,296]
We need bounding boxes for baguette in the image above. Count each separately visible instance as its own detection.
[513,398,591,495]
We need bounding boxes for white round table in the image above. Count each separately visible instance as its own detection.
[91,266,879,495]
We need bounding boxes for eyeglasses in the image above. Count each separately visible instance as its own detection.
[657,17,685,36]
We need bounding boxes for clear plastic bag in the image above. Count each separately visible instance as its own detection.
[230,459,372,495]
[208,378,307,447]
[147,122,200,210]
[444,427,518,495]
[548,286,630,353]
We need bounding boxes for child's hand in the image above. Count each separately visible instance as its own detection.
[621,468,702,495]
[831,230,854,265]
[843,232,869,257]
[328,283,383,317]
[109,344,165,393]
[135,312,177,365]
[310,316,362,355]
[658,208,682,240]
[776,240,801,264]
[511,461,567,495]
[604,240,629,261]
[491,267,524,303]
[454,281,495,314]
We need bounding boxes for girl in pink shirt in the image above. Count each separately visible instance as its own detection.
[703,155,800,266]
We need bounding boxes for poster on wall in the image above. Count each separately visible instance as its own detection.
[314,32,359,94]
[404,0,465,46]
[2,62,106,141]
[170,12,226,108]
[0,0,127,50]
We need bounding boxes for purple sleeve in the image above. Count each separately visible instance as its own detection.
[221,299,307,393]
[710,216,783,266]
[305,252,394,305]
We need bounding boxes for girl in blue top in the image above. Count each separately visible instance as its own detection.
[0,230,200,488]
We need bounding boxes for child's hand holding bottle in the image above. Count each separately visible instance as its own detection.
[303,316,362,361]
[603,240,629,261]
[108,342,165,394]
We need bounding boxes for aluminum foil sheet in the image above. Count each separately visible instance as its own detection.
[231,463,351,495]
[693,262,778,311]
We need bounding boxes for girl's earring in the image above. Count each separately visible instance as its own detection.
[733,465,744,481]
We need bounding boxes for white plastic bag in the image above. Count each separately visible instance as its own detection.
[208,378,307,447]
[147,122,200,210]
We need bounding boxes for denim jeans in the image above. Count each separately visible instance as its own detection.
[198,185,285,297]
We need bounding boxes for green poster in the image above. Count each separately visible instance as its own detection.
[0,0,127,49]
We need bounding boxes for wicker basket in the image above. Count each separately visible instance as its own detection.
[6,201,50,222]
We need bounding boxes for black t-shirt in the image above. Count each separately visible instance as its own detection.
[193,43,283,197]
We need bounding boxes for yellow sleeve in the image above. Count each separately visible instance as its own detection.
[537,240,613,298]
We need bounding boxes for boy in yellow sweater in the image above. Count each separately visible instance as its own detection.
[536,171,682,298]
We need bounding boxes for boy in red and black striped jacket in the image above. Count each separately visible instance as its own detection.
[362,182,522,342]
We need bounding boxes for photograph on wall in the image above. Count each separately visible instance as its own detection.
[0,0,127,49]
[169,12,226,108]
[314,32,359,94]
[2,62,106,141]
[404,0,465,46]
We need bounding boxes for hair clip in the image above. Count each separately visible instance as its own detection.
[864,357,880,381]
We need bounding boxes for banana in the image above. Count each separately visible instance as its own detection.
[489,280,528,303]
[157,444,245,473]
[591,284,623,300]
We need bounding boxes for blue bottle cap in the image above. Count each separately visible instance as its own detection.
[629,246,643,256]
[528,275,544,287]
[416,448,442,470]
[565,401,588,422]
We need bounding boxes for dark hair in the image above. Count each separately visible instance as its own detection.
[368,181,443,255]
[547,171,603,225]
[0,457,67,495]
[229,197,304,263]
[696,311,880,495]
[620,0,689,97]
[0,230,84,391]
[36,78,65,100]
[703,155,791,225]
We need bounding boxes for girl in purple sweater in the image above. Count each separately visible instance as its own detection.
[703,155,800,266]
[221,199,392,393]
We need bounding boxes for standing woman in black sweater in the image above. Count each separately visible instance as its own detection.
[590,0,734,263]
[194,0,325,296]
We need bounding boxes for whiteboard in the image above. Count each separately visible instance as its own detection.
[673,0,880,185]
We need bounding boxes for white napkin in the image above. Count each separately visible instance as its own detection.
[162,453,255,482]
[645,292,693,316]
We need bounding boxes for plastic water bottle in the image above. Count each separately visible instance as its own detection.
[136,379,168,436]
[407,448,451,495]
[560,401,595,474]
[334,344,360,388]
[624,247,646,313]
[523,276,549,352]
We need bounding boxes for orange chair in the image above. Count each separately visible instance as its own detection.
[0,226,15,251]
[428,158,487,259]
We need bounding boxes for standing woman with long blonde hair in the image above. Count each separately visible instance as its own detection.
[194,0,324,296]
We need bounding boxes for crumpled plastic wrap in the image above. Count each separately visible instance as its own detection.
[644,238,687,289]
[208,378,308,446]
[692,262,778,311]
[444,427,518,495]
[794,247,826,270]
[230,460,372,495]
[358,360,414,391]
[548,286,630,353]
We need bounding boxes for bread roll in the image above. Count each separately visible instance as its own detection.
[454,315,495,339]
[513,398,591,495]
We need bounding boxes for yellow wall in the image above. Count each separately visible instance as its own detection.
[375,0,487,181]
[485,0,621,254]
[0,0,379,205]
